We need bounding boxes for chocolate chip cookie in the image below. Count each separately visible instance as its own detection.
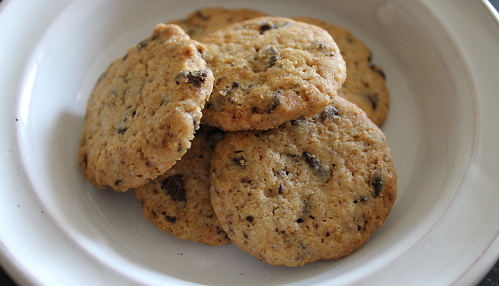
[169,7,269,41]
[78,24,214,192]
[293,17,390,126]
[201,16,347,131]
[133,125,230,245]
[209,96,396,266]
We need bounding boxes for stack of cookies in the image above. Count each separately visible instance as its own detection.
[78,7,396,267]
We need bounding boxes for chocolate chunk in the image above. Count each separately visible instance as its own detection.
[303,152,320,171]
[251,46,280,72]
[82,155,88,165]
[249,90,281,114]
[297,218,304,223]
[302,200,311,215]
[260,22,276,33]
[117,127,127,134]
[161,174,187,202]
[219,81,240,103]
[354,196,369,204]
[267,90,281,113]
[266,46,279,68]
[165,216,177,223]
[246,216,254,223]
[232,156,247,167]
[312,41,334,56]
[137,38,151,50]
[186,70,209,87]
[195,10,210,21]
[303,152,329,178]
[367,94,380,110]
[175,70,209,87]
[319,105,339,121]
[278,184,284,195]
[372,171,383,197]
[114,180,122,186]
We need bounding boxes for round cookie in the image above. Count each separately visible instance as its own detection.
[133,125,231,246]
[78,24,214,192]
[201,16,347,131]
[209,96,396,266]
[169,7,269,41]
[292,17,390,126]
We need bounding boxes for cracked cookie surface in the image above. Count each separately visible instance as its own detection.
[209,96,396,266]
[78,24,214,191]
[169,7,269,41]
[201,16,346,131]
[293,17,390,126]
[133,125,231,246]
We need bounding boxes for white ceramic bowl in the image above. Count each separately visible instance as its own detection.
[2,0,499,285]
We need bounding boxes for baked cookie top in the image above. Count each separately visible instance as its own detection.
[169,7,269,41]
[200,16,347,131]
[78,24,214,192]
[133,125,231,246]
[209,96,396,266]
[293,17,390,126]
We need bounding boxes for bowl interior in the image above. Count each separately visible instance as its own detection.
[16,0,476,285]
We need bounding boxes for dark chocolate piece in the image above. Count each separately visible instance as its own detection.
[161,174,187,202]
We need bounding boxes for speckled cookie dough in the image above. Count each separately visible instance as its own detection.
[78,24,214,192]
[169,7,269,41]
[133,125,231,246]
[293,17,390,126]
[200,16,346,131]
[209,96,396,266]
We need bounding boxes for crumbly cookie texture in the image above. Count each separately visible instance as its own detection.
[78,24,214,192]
[133,125,231,246]
[293,17,390,126]
[201,16,346,131]
[209,96,396,266]
[170,7,269,41]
